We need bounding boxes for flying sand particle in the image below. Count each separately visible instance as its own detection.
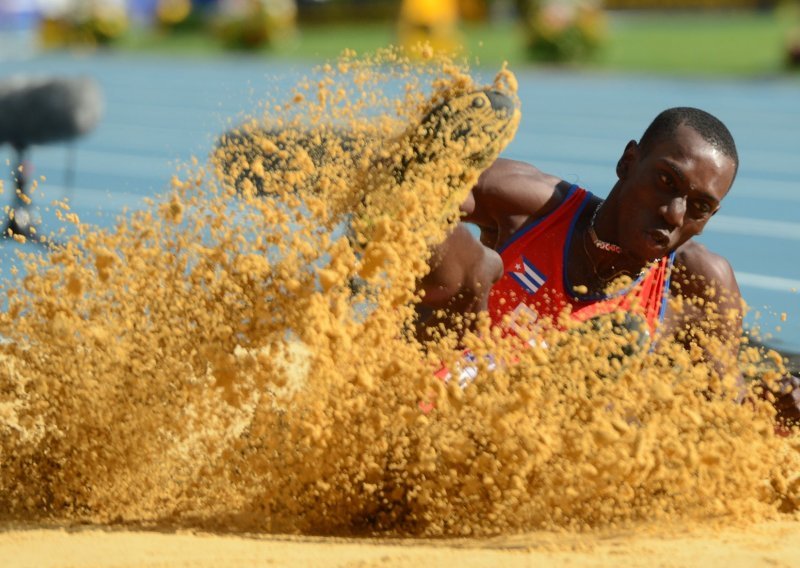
[0,48,796,538]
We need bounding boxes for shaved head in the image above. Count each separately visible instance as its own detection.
[639,107,738,177]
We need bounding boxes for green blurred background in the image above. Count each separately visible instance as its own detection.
[2,0,800,76]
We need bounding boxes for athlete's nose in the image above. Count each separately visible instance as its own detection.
[484,89,514,118]
[662,195,687,228]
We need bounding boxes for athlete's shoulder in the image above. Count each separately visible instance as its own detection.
[475,158,561,209]
[470,158,573,230]
[672,241,740,302]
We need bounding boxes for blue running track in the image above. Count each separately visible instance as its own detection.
[0,52,798,352]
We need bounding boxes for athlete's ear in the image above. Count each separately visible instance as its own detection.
[616,140,638,179]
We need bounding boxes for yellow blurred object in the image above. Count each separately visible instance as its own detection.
[157,0,193,26]
[38,18,71,49]
[400,0,458,24]
[398,0,461,56]
[37,7,128,49]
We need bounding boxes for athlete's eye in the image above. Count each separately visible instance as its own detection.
[691,200,713,216]
[658,172,673,186]
[472,96,486,109]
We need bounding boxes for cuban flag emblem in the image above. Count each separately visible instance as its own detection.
[510,256,547,295]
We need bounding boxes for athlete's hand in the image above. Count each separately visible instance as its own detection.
[772,372,800,426]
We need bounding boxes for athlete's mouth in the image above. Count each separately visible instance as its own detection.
[645,229,670,249]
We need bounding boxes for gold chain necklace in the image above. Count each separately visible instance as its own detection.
[588,201,622,254]
[582,228,627,285]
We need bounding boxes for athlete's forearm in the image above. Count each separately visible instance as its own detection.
[416,224,502,343]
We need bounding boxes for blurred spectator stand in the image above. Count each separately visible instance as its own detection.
[0,0,38,58]
[297,0,398,23]
[0,0,38,31]
[214,1,298,50]
[37,0,130,48]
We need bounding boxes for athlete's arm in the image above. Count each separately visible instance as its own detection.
[415,223,503,342]
[766,373,800,428]
[670,245,800,423]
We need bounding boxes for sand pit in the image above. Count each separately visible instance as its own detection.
[2,521,799,567]
[0,48,797,564]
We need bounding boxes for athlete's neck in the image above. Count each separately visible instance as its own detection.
[577,199,646,292]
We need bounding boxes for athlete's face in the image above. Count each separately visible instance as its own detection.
[614,124,736,261]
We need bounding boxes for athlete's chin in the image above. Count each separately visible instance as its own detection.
[624,234,670,262]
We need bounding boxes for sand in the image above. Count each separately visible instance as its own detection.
[0,47,797,565]
[2,520,799,567]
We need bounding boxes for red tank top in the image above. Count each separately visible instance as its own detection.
[488,186,674,337]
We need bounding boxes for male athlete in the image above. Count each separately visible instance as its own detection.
[417,107,799,423]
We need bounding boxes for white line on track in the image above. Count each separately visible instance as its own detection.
[736,272,800,292]
[20,185,154,211]
[707,215,800,241]
[733,178,800,203]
